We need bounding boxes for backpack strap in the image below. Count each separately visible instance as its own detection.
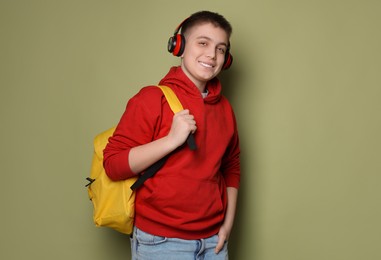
[159,85,197,150]
[130,85,196,190]
[158,85,183,113]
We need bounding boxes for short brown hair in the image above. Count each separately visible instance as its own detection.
[181,11,232,38]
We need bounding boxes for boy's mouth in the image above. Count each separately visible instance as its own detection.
[199,61,215,68]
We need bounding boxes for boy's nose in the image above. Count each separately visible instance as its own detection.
[206,49,216,60]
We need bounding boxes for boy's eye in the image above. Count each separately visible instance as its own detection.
[197,41,226,54]
[217,47,226,54]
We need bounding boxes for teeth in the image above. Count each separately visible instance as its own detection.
[200,62,214,68]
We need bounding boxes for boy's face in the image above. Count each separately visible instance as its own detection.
[180,22,229,90]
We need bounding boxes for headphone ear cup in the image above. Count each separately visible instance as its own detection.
[170,34,185,57]
[168,34,185,56]
[223,52,233,70]
[167,36,176,53]
[167,34,183,54]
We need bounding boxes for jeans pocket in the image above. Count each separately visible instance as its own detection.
[135,228,167,245]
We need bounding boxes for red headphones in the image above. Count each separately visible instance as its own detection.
[167,18,233,70]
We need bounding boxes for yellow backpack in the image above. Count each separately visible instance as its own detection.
[86,85,194,234]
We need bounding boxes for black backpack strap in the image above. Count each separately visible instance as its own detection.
[129,155,168,190]
[129,134,196,191]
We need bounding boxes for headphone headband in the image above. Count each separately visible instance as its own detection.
[172,17,189,35]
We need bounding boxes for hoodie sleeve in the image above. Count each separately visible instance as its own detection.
[103,87,163,181]
[220,108,241,188]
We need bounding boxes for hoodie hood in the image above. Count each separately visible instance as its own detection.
[159,66,222,104]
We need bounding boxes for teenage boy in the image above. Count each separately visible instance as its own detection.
[104,10,240,259]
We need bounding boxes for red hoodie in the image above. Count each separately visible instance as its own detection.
[104,66,240,239]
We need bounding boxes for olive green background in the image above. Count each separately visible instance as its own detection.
[1,0,380,259]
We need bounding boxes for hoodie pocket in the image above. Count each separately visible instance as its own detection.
[144,176,226,224]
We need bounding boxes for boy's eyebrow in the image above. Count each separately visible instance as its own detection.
[196,35,228,47]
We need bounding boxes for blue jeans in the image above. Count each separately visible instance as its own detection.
[130,227,229,260]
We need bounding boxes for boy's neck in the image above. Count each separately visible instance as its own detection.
[197,84,207,93]
[180,64,207,93]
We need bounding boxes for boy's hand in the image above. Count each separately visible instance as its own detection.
[215,225,230,254]
[168,109,197,148]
